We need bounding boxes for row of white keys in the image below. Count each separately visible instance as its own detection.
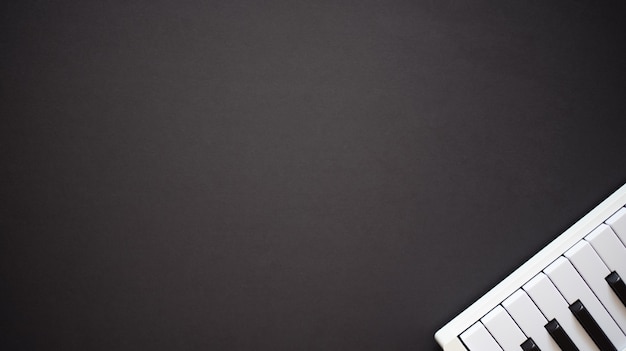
[544,256,626,349]
[565,239,626,333]
[462,292,567,351]
[606,208,626,246]
[523,272,600,350]
[458,209,626,351]
[502,290,561,351]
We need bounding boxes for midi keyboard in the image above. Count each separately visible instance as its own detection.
[435,183,626,351]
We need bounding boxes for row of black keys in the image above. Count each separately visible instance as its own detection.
[521,271,626,351]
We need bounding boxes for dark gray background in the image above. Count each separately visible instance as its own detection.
[2,1,626,350]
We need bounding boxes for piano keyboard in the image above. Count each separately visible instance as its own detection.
[435,183,626,351]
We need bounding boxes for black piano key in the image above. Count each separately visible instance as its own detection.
[606,271,626,307]
[520,337,541,351]
[568,299,617,351]
[545,319,579,351]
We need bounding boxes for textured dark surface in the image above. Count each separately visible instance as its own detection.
[2,1,626,350]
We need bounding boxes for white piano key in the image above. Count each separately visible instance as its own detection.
[545,256,626,349]
[586,224,626,279]
[565,240,626,333]
[502,290,561,351]
[482,305,527,351]
[606,208,626,246]
[523,272,600,351]
[460,322,503,351]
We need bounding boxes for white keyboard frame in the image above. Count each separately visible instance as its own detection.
[435,183,626,351]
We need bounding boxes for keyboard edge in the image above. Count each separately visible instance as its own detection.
[434,183,626,351]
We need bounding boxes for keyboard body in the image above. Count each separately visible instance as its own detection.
[435,183,626,351]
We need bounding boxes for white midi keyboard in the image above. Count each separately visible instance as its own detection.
[435,183,626,351]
